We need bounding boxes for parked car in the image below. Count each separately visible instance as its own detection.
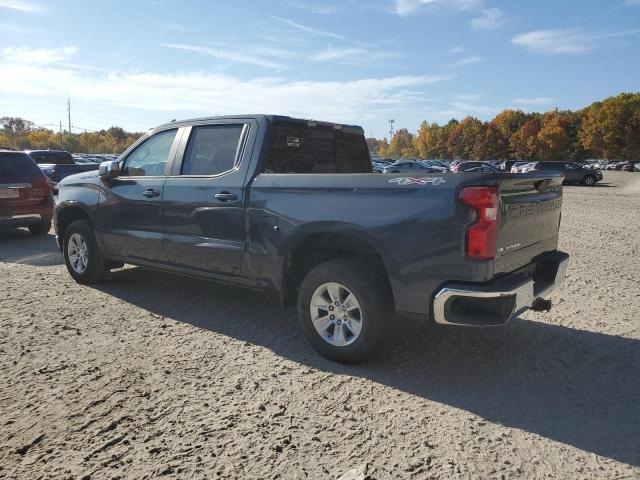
[55,114,569,363]
[0,149,54,234]
[510,162,530,173]
[451,161,498,173]
[530,161,603,185]
[616,161,638,171]
[371,159,394,172]
[381,160,441,173]
[499,160,518,171]
[426,159,451,169]
[26,150,100,192]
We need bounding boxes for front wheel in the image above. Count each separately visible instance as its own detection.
[583,175,596,186]
[297,259,391,363]
[63,220,107,284]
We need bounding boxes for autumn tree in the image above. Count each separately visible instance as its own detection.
[366,137,382,157]
[536,111,571,161]
[579,92,640,159]
[510,119,541,160]
[387,128,418,158]
[447,117,484,160]
[0,117,142,154]
[376,138,390,158]
[475,122,508,160]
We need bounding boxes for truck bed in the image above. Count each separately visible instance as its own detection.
[248,171,564,317]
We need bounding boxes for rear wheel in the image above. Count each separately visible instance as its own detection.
[28,220,51,235]
[63,219,107,284]
[583,175,596,186]
[297,259,391,363]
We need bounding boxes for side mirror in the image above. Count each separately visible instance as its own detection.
[98,160,120,179]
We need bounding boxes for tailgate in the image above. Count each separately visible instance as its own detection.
[494,174,564,274]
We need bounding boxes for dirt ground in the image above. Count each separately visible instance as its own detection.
[0,171,639,480]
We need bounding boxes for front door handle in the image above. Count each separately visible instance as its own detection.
[142,188,160,198]
[214,192,238,202]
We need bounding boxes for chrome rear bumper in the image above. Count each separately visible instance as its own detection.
[433,251,569,326]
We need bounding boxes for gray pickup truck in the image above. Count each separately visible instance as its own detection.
[54,115,569,363]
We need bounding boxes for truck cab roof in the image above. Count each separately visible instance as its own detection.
[156,114,364,134]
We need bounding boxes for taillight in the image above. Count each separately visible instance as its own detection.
[460,186,499,260]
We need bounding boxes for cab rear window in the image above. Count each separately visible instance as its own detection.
[0,153,43,177]
[30,152,74,165]
[264,121,371,174]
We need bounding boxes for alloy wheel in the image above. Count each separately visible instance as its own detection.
[310,282,363,347]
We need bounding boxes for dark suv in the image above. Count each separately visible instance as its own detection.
[531,161,603,186]
[0,150,54,234]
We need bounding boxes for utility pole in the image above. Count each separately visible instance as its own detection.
[388,119,395,139]
[67,97,71,133]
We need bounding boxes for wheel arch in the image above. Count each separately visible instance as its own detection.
[281,228,396,309]
[55,201,94,251]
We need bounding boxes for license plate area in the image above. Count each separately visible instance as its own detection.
[0,188,19,199]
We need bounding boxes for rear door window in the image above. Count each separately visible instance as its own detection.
[181,125,245,176]
[0,153,43,177]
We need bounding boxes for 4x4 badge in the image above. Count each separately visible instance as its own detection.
[388,177,446,186]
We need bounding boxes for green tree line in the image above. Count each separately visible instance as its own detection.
[0,117,142,154]
[368,92,640,161]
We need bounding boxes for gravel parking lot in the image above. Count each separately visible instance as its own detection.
[1,171,639,479]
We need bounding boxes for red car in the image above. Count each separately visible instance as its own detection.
[0,150,54,235]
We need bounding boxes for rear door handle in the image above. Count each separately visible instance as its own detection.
[214,192,238,202]
[142,188,160,198]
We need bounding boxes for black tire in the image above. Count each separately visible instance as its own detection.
[583,174,596,186]
[297,259,392,364]
[28,220,51,235]
[63,219,107,284]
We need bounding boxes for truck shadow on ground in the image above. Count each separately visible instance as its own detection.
[0,230,64,267]
[93,266,639,468]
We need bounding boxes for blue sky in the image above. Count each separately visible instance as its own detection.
[0,0,639,138]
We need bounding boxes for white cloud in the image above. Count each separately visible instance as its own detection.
[0,59,451,128]
[512,28,640,55]
[162,43,285,69]
[310,44,401,63]
[514,97,556,106]
[394,0,480,16]
[447,46,465,54]
[1,46,77,64]
[451,55,482,67]
[0,22,48,34]
[162,23,193,33]
[0,0,45,13]
[454,93,483,100]
[283,0,338,14]
[268,15,346,40]
[452,100,500,115]
[470,7,504,30]
[311,46,365,62]
[511,30,589,55]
